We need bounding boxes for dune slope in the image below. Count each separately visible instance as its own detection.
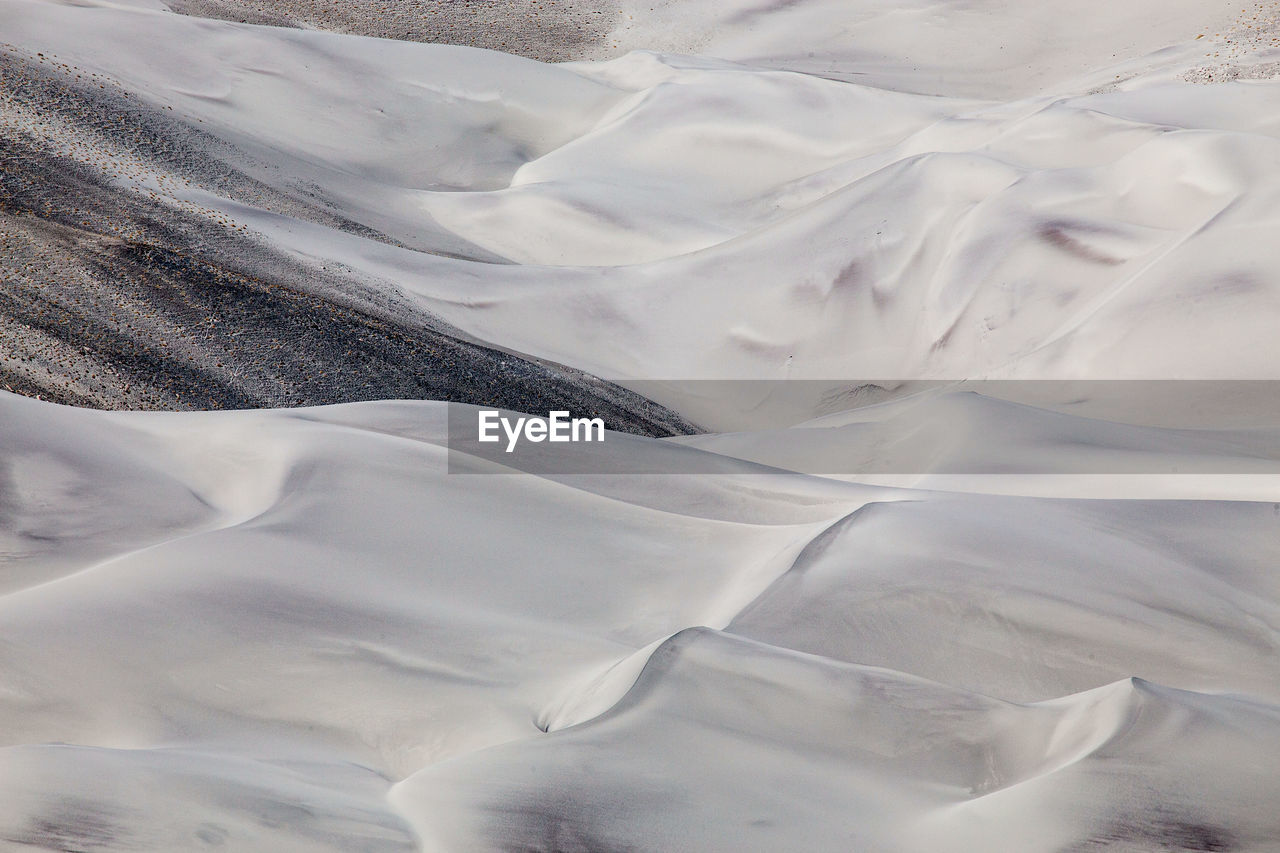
[4,0,1280,849]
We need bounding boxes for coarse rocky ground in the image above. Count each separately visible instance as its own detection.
[0,49,692,434]
[163,0,621,62]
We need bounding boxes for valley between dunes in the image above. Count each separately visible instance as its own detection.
[3,0,1280,849]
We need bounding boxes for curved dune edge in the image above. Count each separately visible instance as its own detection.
[6,0,1280,425]
[6,0,1280,849]
[3,393,1280,849]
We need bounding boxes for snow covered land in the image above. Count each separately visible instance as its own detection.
[2,0,1280,849]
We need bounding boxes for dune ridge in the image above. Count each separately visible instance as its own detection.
[4,0,1280,849]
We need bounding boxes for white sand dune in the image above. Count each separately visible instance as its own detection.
[395,629,1280,853]
[598,0,1249,97]
[4,0,1280,849]
[6,0,1280,411]
[4,391,1280,849]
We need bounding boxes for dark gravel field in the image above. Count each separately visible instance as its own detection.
[0,50,693,436]
[164,0,620,62]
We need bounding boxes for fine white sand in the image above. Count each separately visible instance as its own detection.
[6,0,1280,415]
[4,0,1280,849]
[3,392,1280,850]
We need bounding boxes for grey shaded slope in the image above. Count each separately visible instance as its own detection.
[0,52,693,435]
[396,627,1280,852]
[162,0,620,62]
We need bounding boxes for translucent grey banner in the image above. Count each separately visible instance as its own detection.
[446,381,1280,475]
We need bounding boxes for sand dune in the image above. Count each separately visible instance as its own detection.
[4,0,1280,849]
[0,15,688,432]
[395,629,1280,852]
[9,0,1280,419]
[4,391,1280,849]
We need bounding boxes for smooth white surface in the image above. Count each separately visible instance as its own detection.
[5,0,1280,848]
[6,0,1280,424]
[4,391,1280,849]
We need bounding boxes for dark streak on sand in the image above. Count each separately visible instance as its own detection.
[0,51,694,436]
[2,797,128,851]
[487,794,641,853]
[1065,810,1238,852]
